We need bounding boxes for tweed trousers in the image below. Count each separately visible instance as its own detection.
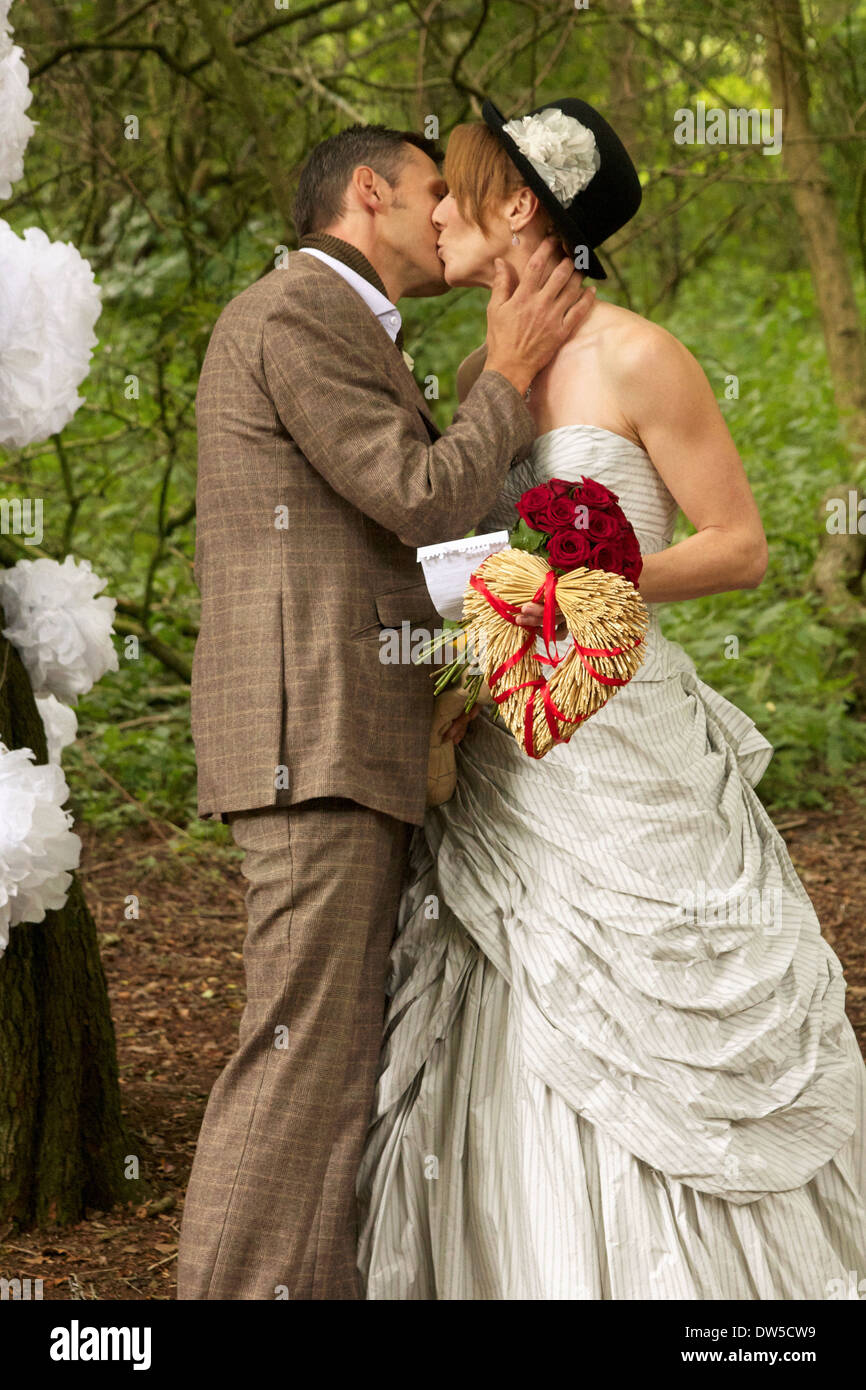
[176,799,411,1299]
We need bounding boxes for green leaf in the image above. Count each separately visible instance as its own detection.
[509,518,547,554]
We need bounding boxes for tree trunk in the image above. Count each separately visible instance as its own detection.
[0,618,146,1228]
[606,0,640,159]
[189,0,297,235]
[603,0,645,304]
[763,0,866,674]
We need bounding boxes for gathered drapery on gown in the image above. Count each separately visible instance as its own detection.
[356,426,866,1300]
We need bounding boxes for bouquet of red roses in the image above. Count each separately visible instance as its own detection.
[418,474,649,771]
[511,475,643,586]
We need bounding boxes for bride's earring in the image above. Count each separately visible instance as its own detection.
[510,224,520,246]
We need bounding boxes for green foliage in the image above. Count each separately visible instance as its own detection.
[1,0,863,825]
[510,517,547,554]
[656,263,866,807]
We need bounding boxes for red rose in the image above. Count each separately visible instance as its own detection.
[624,559,642,585]
[586,509,619,541]
[587,540,625,573]
[539,496,578,530]
[576,476,619,509]
[547,478,575,498]
[547,529,592,570]
[622,531,642,562]
[516,484,555,530]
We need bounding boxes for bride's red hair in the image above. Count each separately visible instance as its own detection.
[443,123,526,232]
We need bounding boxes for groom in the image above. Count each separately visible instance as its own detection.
[177,123,590,1300]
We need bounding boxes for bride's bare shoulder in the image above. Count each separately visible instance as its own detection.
[586,300,718,424]
[591,300,697,376]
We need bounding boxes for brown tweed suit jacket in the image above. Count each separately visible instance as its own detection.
[191,252,535,825]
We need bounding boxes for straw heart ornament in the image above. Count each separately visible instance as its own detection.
[462,549,647,757]
[416,475,649,764]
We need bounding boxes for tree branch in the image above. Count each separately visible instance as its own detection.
[188,0,296,231]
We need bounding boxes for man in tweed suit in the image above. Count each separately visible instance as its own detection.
[177,124,593,1299]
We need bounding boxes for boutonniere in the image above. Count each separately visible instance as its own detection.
[402,348,415,372]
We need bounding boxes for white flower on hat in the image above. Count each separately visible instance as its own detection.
[502,107,600,206]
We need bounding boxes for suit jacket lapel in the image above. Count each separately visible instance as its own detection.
[300,254,441,438]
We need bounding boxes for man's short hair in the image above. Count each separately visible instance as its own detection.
[292,125,442,238]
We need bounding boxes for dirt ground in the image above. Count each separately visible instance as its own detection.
[2,789,865,1301]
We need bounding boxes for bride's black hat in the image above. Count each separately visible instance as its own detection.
[481,97,642,280]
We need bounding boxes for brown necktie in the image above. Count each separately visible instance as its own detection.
[298,233,405,351]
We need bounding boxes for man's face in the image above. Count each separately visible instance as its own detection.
[379,144,449,298]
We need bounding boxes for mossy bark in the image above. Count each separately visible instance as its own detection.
[0,619,146,1228]
[764,0,866,695]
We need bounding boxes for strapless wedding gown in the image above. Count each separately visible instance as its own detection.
[356,424,866,1300]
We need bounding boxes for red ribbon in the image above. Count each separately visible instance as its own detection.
[468,566,642,757]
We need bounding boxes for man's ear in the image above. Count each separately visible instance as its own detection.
[352,164,386,213]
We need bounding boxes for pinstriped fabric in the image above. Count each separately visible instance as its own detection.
[355,426,866,1299]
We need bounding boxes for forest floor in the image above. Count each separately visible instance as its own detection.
[2,786,865,1301]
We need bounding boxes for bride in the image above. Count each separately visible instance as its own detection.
[355,98,866,1299]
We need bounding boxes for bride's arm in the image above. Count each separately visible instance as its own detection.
[613,323,768,604]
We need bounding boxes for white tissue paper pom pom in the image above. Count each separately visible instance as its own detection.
[0,741,81,953]
[0,555,118,702]
[0,32,36,198]
[0,220,101,448]
[0,1,13,61]
[35,693,78,764]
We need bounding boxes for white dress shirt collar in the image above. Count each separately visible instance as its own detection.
[297,246,403,343]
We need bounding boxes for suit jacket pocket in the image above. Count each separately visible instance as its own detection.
[375,581,437,629]
[349,582,437,641]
